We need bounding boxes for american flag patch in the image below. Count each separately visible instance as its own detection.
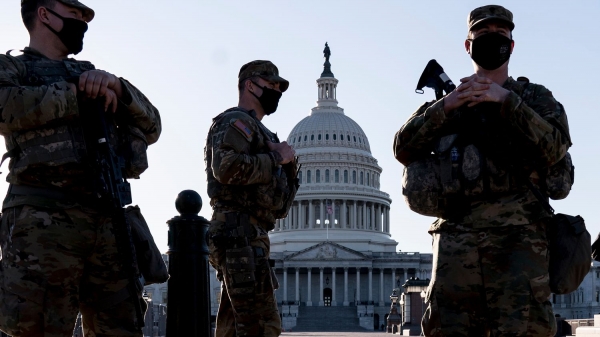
[233,119,253,138]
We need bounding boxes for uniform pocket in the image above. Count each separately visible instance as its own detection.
[529,273,551,304]
[528,273,557,336]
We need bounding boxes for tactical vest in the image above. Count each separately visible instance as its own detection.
[206,109,298,227]
[4,51,148,179]
[402,79,574,218]
[4,51,93,175]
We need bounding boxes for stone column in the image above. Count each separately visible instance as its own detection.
[379,268,385,306]
[343,267,349,306]
[353,202,358,229]
[376,204,382,232]
[356,268,361,304]
[307,268,312,306]
[371,203,375,231]
[386,207,390,232]
[341,200,347,228]
[362,203,367,229]
[368,268,373,304]
[392,269,396,289]
[332,268,337,306]
[296,201,304,228]
[283,268,288,304]
[295,268,300,303]
[319,267,324,306]
[404,269,408,283]
[331,200,336,228]
[309,201,315,229]
[320,200,325,228]
[288,204,296,229]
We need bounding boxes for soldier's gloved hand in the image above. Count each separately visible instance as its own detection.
[267,141,295,165]
[78,70,124,100]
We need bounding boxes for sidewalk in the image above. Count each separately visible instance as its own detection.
[281,332,394,336]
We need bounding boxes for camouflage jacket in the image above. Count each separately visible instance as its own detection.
[0,48,161,209]
[205,107,294,229]
[393,77,571,231]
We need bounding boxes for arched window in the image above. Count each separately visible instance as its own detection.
[298,171,303,184]
[311,135,314,140]
[366,172,370,186]
[354,136,357,142]
[344,170,348,183]
[347,135,350,142]
[316,169,321,183]
[326,134,329,140]
[340,134,344,141]
[325,169,330,183]
[359,137,362,143]
[352,171,357,184]
[333,134,336,140]
[360,172,364,185]
[318,134,322,140]
[307,170,312,183]
[335,170,339,183]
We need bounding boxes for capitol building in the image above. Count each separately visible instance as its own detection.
[267,45,433,331]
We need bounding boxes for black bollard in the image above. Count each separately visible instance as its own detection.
[166,190,211,337]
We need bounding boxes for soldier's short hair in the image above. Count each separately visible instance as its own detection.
[238,76,260,96]
[22,0,56,32]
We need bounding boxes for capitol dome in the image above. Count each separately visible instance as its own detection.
[270,44,395,254]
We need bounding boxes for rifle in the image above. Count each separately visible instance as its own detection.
[82,99,145,328]
[415,59,456,100]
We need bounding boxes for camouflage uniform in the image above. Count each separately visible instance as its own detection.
[205,61,295,337]
[393,7,570,335]
[0,3,161,334]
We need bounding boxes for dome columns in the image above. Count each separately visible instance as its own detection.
[277,198,391,233]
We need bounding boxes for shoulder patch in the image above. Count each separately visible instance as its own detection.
[230,118,253,141]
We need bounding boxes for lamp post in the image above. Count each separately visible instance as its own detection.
[387,289,401,333]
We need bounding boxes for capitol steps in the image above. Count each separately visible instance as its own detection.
[292,306,368,332]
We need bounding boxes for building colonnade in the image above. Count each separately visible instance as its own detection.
[275,199,391,233]
[277,266,430,306]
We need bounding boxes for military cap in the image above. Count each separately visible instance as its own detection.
[239,60,289,93]
[21,0,95,22]
[468,5,514,31]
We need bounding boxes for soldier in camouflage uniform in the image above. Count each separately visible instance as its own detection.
[205,60,297,337]
[0,0,161,336]
[393,5,571,337]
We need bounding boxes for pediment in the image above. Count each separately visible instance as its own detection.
[284,241,368,261]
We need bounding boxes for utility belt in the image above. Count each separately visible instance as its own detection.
[6,184,100,208]
[212,211,277,293]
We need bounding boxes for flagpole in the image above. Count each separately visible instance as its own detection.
[326,198,329,241]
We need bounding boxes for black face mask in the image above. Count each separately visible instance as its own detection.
[470,32,512,70]
[250,82,282,115]
[44,8,88,55]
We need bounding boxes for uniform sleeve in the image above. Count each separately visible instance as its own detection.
[0,55,79,136]
[210,113,275,185]
[393,98,450,166]
[118,78,161,145]
[500,85,571,167]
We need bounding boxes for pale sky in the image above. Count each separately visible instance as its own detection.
[1,0,599,254]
